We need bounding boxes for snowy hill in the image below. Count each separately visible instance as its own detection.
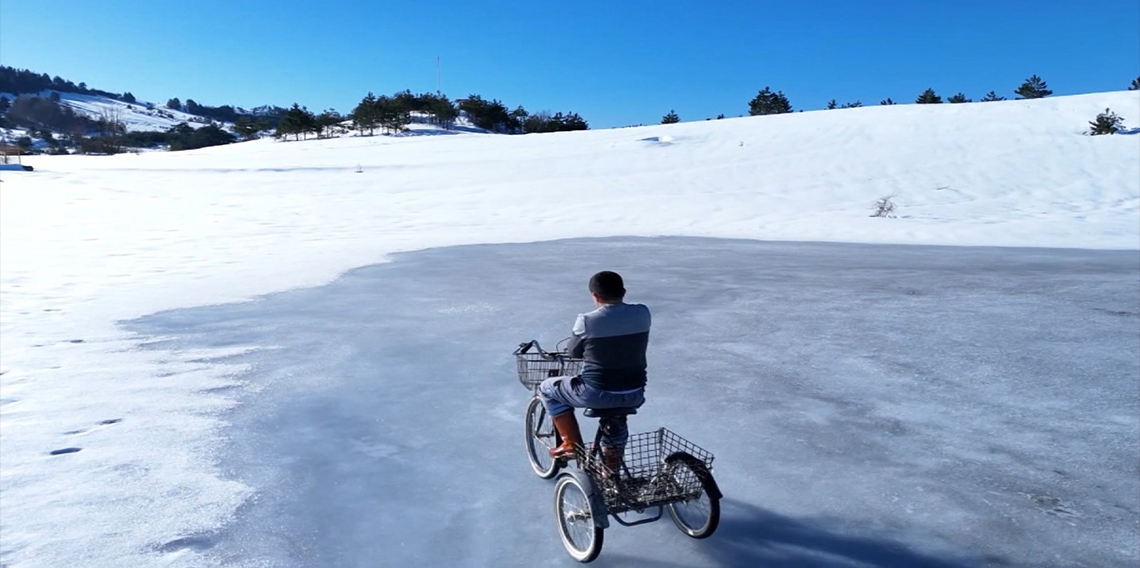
[0,90,484,149]
[54,91,217,132]
[0,91,1138,568]
[0,90,229,133]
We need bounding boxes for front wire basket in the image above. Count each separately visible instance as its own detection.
[583,428,715,513]
[514,340,583,389]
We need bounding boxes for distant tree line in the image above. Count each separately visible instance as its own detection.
[81,122,238,154]
[274,104,343,140]
[453,93,587,133]
[0,65,128,101]
[166,96,287,124]
[719,74,1135,122]
[269,89,590,142]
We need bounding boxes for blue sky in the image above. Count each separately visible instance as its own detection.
[1,1,1137,128]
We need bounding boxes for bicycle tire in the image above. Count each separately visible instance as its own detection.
[554,475,604,562]
[664,452,721,539]
[525,397,561,479]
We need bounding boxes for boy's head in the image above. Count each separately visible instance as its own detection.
[589,271,626,304]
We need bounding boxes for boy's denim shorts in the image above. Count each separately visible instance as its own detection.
[539,375,645,418]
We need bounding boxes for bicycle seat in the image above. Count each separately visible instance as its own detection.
[583,407,637,418]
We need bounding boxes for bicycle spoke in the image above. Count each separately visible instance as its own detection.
[560,485,593,550]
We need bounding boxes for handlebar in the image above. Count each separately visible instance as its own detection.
[514,338,575,359]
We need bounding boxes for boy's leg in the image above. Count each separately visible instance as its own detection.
[600,416,630,451]
[539,376,586,459]
[538,375,592,416]
[594,388,645,451]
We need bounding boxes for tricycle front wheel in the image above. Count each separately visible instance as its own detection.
[525,397,561,479]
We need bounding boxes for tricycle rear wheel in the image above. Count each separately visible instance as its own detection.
[664,452,720,538]
[554,475,604,562]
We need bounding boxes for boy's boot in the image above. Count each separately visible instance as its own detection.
[549,412,583,460]
[601,446,623,480]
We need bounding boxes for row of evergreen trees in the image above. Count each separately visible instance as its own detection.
[747,75,1061,117]
[453,94,588,133]
[272,90,591,140]
[737,75,1135,120]
[78,123,238,154]
[2,64,591,140]
[0,66,131,102]
[165,97,287,124]
[662,74,1137,124]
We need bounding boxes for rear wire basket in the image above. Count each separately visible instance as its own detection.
[582,427,715,513]
[515,352,583,389]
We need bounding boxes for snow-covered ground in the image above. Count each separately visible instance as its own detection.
[1,91,1138,567]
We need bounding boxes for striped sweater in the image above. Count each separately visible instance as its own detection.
[567,302,651,391]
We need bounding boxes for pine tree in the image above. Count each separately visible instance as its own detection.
[1130,76,1139,90]
[277,103,315,140]
[716,114,725,119]
[122,92,136,103]
[315,109,342,138]
[661,109,680,124]
[1015,75,1052,99]
[840,101,863,108]
[980,91,1005,102]
[430,95,458,129]
[1088,108,1124,135]
[351,93,380,135]
[167,98,182,110]
[0,96,9,112]
[916,88,942,104]
[458,94,513,132]
[50,91,61,102]
[374,95,411,134]
[826,99,838,110]
[509,106,529,133]
[234,116,261,140]
[748,87,792,115]
[562,112,588,131]
[880,98,896,105]
[948,93,971,103]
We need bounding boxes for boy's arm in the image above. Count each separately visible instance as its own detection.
[566,314,586,358]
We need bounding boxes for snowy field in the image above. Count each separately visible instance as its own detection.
[1,91,1138,567]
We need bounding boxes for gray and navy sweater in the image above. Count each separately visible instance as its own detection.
[566,302,651,391]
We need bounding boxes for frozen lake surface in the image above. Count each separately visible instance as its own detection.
[126,237,1139,568]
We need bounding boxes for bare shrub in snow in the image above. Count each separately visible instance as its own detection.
[871,195,897,218]
[98,107,125,136]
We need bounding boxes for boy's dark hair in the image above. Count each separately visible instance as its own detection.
[589,271,626,301]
